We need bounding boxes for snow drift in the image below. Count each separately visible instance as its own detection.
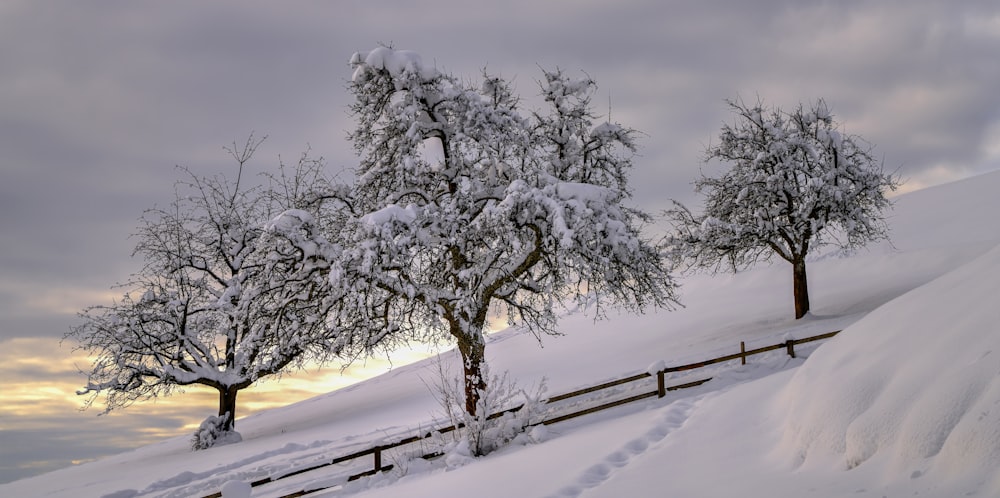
[778,241,1000,490]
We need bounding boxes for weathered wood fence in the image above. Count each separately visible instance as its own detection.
[203,330,840,498]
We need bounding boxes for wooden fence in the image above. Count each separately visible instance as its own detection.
[203,330,840,498]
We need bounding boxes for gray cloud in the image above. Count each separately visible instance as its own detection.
[0,411,200,484]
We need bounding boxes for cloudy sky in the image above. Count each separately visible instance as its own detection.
[2,0,999,484]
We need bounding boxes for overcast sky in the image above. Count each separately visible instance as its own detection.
[2,0,999,484]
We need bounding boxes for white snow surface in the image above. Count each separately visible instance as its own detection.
[777,241,1000,493]
[4,170,1000,497]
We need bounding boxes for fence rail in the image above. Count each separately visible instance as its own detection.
[202,330,840,498]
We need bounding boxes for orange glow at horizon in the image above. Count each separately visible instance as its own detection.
[0,336,446,436]
[1,311,510,481]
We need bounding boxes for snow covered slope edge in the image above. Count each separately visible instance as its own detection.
[778,241,1000,493]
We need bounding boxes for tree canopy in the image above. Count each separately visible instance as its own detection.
[336,47,678,420]
[69,137,361,437]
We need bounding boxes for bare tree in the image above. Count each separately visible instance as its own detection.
[69,136,358,441]
[338,47,678,427]
[665,99,901,318]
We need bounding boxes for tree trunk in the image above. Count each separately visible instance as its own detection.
[218,385,239,432]
[457,337,487,417]
[793,257,810,319]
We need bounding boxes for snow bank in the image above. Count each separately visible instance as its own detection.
[221,479,251,498]
[777,241,1000,490]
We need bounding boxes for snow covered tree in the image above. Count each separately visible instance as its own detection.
[664,99,900,319]
[69,136,358,438]
[339,47,677,422]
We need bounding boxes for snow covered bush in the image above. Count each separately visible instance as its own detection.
[427,357,547,458]
[191,413,243,451]
[664,98,900,318]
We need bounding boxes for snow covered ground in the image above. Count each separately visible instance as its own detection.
[4,170,999,497]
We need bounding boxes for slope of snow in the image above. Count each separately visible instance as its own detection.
[589,242,1000,498]
[778,242,1000,491]
[3,169,999,497]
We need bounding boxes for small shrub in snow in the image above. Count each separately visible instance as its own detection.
[191,413,243,450]
[427,357,547,458]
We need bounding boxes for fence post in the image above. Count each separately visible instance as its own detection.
[657,370,666,398]
[785,340,796,359]
[740,341,746,365]
[373,445,382,473]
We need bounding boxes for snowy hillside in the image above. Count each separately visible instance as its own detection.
[778,242,1000,491]
[4,170,999,497]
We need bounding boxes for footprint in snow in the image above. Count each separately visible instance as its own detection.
[545,397,699,498]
